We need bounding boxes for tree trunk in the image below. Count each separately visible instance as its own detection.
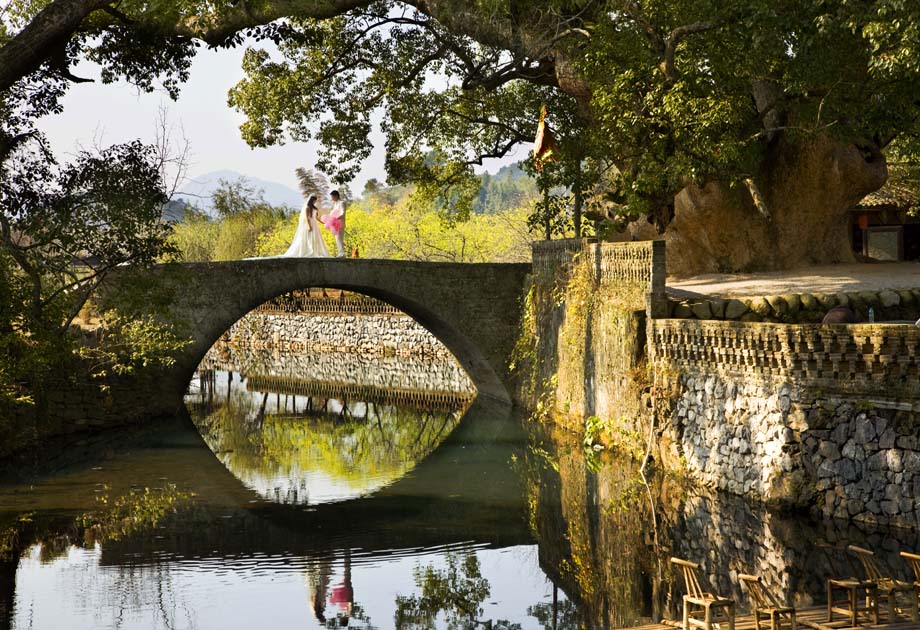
[659,135,888,275]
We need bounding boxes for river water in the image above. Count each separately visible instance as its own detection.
[1,344,919,630]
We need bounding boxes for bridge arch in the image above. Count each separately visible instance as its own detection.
[115,258,530,409]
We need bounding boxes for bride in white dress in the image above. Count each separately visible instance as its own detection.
[282,195,331,258]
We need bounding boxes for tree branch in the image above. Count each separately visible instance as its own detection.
[661,22,716,83]
[0,0,110,93]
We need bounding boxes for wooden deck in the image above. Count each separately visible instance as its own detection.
[631,605,920,630]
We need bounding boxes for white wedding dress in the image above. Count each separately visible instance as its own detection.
[282,205,331,258]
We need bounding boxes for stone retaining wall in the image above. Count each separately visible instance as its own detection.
[3,368,178,463]
[668,288,920,323]
[652,318,920,527]
[226,311,452,357]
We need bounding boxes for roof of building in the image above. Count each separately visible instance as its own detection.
[857,170,920,210]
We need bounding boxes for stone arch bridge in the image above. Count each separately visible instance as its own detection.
[103,258,530,409]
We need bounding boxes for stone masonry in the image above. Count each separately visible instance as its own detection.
[653,319,920,527]
[226,311,452,357]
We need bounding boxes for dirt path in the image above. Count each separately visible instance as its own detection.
[668,262,920,298]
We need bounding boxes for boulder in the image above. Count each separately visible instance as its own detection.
[782,293,802,314]
[690,300,714,319]
[816,293,839,309]
[748,296,772,317]
[800,293,819,311]
[766,295,789,317]
[725,299,749,319]
[878,289,900,308]
[673,301,693,318]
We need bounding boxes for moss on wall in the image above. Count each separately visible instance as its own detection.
[514,251,652,446]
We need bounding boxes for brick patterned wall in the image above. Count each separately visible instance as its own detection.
[651,319,920,398]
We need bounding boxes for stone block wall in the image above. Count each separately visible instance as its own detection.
[532,239,666,315]
[2,368,178,463]
[652,320,920,397]
[225,311,452,357]
[651,318,920,526]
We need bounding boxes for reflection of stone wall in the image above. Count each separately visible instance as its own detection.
[669,489,920,616]
[527,426,920,630]
[226,312,452,357]
[201,343,474,395]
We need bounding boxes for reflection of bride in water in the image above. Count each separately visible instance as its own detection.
[306,550,360,627]
[282,194,330,258]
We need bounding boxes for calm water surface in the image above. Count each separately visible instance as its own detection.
[2,344,919,630]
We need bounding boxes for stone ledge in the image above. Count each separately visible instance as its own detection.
[666,287,920,323]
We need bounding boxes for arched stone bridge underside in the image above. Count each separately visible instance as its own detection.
[105,258,530,409]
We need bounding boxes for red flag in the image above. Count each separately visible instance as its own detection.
[533,104,559,171]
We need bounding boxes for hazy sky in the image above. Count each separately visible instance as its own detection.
[37,43,523,196]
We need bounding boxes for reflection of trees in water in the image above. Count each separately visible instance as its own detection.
[0,485,198,630]
[527,595,581,630]
[395,551,522,630]
[189,378,468,503]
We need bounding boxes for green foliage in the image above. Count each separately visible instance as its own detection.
[247,190,534,262]
[6,0,920,237]
[211,176,262,218]
[76,310,192,383]
[582,415,608,448]
[191,391,467,493]
[226,11,574,220]
[168,212,221,261]
[169,185,290,262]
[579,0,920,219]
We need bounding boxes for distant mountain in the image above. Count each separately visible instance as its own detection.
[175,170,303,214]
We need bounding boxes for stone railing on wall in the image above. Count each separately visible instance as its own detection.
[531,238,666,315]
[666,288,920,323]
[651,319,920,398]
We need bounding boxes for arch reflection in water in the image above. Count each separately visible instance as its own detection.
[185,343,476,505]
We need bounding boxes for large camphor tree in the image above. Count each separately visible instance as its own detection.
[2,0,920,274]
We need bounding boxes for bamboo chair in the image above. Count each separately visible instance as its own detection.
[901,551,920,588]
[671,557,736,630]
[824,541,880,626]
[848,545,918,622]
[739,574,797,630]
